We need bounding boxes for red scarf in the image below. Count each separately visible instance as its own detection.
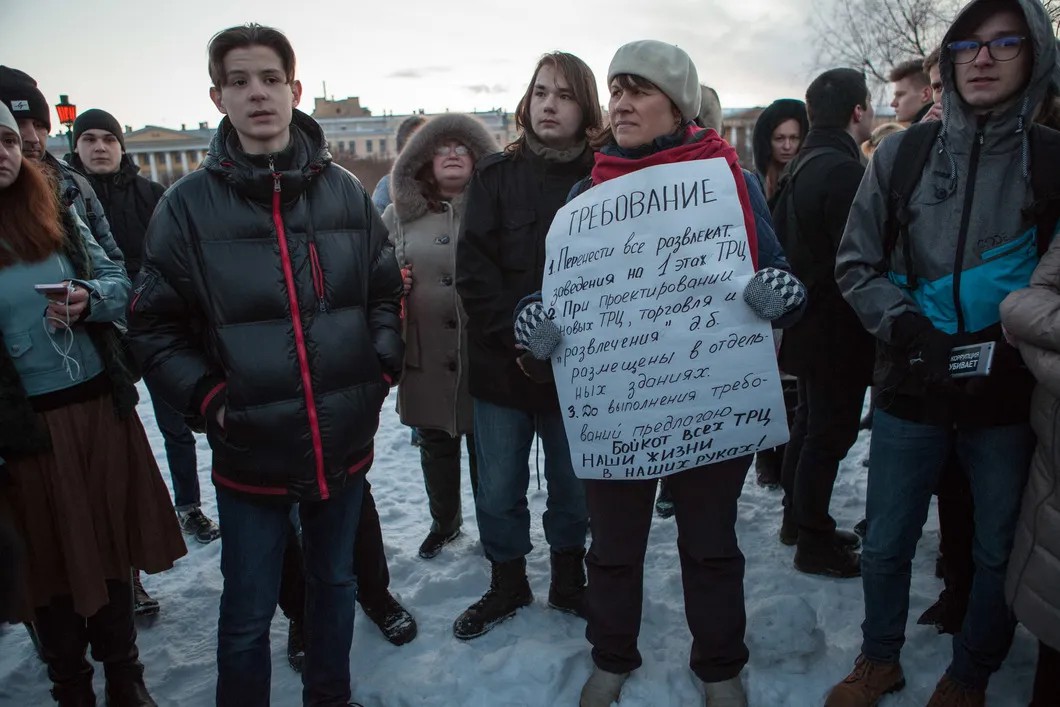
[590,126,758,268]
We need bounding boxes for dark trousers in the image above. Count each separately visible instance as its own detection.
[755,377,799,476]
[584,456,752,683]
[278,480,391,622]
[937,456,974,629]
[146,380,199,511]
[418,429,478,536]
[1032,641,1060,707]
[781,374,866,542]
[34,580,141,687]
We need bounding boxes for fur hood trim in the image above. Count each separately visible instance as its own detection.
[389,113,499,222]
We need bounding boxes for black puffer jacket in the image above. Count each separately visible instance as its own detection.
[456,146,591,413]
[128,110,404,501]
[69,154,164,277]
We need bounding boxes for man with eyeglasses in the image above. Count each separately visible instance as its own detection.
[826,0,1058,705]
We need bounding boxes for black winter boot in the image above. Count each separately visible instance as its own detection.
[548,548,586,618]
[87,581,156,707]
[360,592,417,646]
[452,558,533,640]
[287,619,305,673]
[51,678,96,707]
[794,537,861,578]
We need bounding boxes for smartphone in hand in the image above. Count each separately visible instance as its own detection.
[34,283,71,296]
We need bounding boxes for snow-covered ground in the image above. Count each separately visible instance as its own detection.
[0,386,1039,706]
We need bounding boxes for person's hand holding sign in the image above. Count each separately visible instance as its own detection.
[743,268,807,325]
[513,293,561,382]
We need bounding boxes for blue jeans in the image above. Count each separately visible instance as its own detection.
[861,410,1033,689]
[215,477,364,707]
[472,398,588,562]
[146,379,199,511]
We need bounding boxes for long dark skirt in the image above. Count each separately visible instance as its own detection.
[0,392,186,620]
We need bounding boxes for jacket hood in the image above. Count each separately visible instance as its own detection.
[203,109,331,203]
[938,0,1058,177]
[389,113,498,222]
[752,99,809,176]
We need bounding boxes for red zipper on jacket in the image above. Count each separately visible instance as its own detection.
[270,158,329,500]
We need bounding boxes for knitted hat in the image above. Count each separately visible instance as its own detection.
[608,40,701,122]
[0,102,20,148]
[73,109,126,151]
[0,66,51,130]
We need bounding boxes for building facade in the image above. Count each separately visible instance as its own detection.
[47,96,520,187]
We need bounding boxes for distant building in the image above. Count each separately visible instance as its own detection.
[46,96,521,187]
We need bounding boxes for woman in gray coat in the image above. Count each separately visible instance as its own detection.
[381,114,498,559]
[1000,236,1060,705]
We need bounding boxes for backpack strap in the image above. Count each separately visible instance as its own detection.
[771,147,848,289]
[884,121,941,290]
[1027,123,1060,255]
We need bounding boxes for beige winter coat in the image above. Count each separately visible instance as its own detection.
[1000,238,1060,650]
[381,114,498,436]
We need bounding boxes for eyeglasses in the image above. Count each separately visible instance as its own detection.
[947,35,1026,64]
[434,144,470,156]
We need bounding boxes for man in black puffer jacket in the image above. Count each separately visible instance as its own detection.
[69,109,222,548]
[126,24,402,707]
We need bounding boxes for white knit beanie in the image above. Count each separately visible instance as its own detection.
[608,40,701,122]
[0,102,20,148]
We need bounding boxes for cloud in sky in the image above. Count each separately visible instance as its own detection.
[387,67,451,79]
[464,84,508,95]
[4,0,829,132]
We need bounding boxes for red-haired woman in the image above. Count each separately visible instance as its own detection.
[0,103,185,707]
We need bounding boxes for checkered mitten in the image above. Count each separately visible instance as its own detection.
[743,268,807,321]
[514,293,562,360]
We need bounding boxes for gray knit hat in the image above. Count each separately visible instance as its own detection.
[608,40,701,122]
[0,102,20,148]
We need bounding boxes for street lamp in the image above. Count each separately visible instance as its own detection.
[55,95,77,154]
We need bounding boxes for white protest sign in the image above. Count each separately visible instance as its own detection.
[542,158,788,480]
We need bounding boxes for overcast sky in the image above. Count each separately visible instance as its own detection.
[6,0,824,133]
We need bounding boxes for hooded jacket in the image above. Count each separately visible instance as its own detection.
[1001,239,1060,650]
[127,110,404,501]
[381,114,498,435]
[69,153,165,277]
[835,0,1059,426]
[752,99,809,201]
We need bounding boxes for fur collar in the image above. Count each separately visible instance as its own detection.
[388,113,499,223]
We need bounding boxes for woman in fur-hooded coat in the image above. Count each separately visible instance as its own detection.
[381,113,498,555]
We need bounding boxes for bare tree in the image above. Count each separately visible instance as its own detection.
[812,0,960,84]
[813,0,1060,88]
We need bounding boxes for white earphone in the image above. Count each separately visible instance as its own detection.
[40,256,82,383]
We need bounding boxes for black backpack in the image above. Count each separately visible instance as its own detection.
[770,146,850,293]
[883,120,1060,288]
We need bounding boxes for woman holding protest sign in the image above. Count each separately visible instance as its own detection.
[382,114,498,560]
[520,41,804,707]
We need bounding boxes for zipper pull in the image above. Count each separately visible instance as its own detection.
[268,154,281,192]
[978,132,984,146]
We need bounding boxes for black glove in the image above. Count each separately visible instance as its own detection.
[893,312,957,386]
[517,352,554,383]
